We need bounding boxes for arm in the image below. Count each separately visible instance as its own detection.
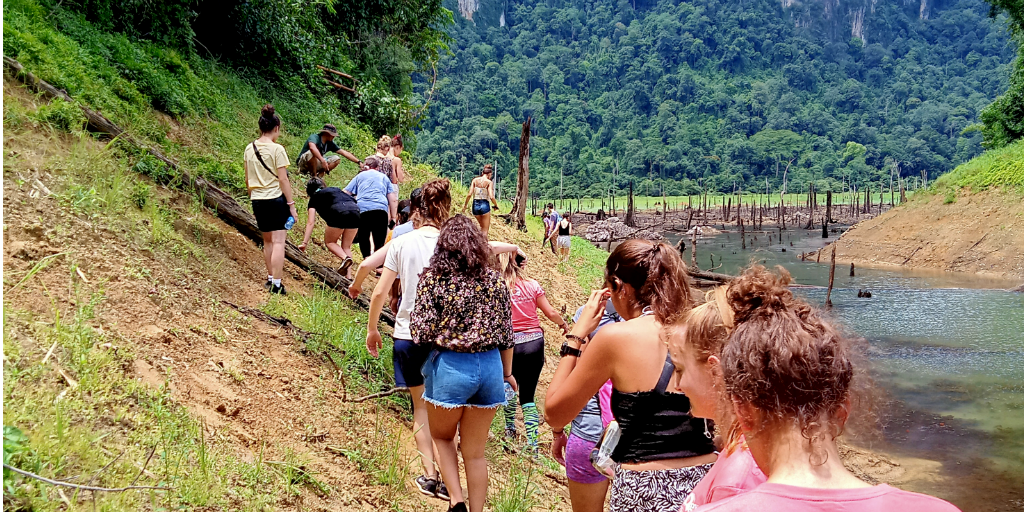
[501,348,517,391]
[387,192,398,225]
[463,183,473,211]
[488,241,522,258]
[544,289,615,430]
[338,148,360,164]
[299,208,317,251]
[245,159,253,195]
[308,142,329,169]
[365,268,399,357]
[348,240,393,298]
[489,179,498,209]
[537,295,569,334]
[277,166,299,220]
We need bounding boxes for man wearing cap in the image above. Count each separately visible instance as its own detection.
[297,124,359,177]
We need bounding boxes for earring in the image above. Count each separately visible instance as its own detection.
[704,419,712,439]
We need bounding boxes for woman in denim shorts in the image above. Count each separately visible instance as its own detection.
[411,214,516,512]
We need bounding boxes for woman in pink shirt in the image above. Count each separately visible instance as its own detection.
[664,286,765,511]
[498,253,569,453]
[691,265,960,512]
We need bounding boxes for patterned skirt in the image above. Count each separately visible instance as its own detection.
[608,462,713,512]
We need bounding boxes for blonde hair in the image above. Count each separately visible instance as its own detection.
[377,135,392,152]
[498,253,526,291]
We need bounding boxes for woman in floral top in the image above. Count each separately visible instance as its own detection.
[411,214,516,512]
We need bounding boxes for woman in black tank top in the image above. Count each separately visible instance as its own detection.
[545,240,716,512]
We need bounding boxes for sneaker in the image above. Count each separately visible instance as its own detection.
[447,503,467,512]
[504,426,518,440]
[337,257,353,275]
[413,475,437,497]
[270,283,287,295]
[263,279,273,292]
[434,480,451,501]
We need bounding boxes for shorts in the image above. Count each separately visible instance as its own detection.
[609,462,713,512]
[251,195,290,232]
[422,348,506,409]
[392,339,432,388]
[557,235,571,249]
[566,434,606,484]
[472,199,491,216]
[323,210,360,230]
[298,151,340,176]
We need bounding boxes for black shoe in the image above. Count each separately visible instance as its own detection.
[264,280,273,291]
[447,503,467,512]
[435,480,451,501]
[270,283,287,295]
[414,475,437,497]
[338,257,353,275]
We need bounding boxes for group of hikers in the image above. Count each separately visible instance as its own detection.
[243,105,960,512]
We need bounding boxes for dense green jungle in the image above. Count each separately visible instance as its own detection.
[416,0,1024,198]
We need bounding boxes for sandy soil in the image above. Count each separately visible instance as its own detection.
[820,189,1024,283]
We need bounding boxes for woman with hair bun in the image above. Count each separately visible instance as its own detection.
[411,214,517,512]
[387,133,406,184]
[244,104,298,295]
[375,134,404,185]
[545,239,716,512]
[692,266,960,512]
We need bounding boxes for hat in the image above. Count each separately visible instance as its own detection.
[400,203,411,215]
[319,124,338,137]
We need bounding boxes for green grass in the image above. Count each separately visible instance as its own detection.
[932,139,1024,193]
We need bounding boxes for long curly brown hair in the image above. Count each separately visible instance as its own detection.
[427,215,492,278]
[720,265,855,464]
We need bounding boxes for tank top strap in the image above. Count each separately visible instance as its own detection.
[655,354,674,393]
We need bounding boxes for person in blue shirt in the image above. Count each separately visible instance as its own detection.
[345,156,398,259]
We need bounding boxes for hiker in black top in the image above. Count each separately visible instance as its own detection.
[296,124,359,177]
[299,177,360,277]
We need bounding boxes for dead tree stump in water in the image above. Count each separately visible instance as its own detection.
[850,262,855,277]
[826,245,837,308]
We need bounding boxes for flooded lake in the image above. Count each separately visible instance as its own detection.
[665,228,1024,512]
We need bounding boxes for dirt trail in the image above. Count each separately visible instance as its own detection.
[821,189,1024,282]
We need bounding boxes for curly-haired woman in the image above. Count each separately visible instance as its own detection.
[411,214,517,512]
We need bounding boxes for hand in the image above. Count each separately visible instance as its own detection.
[298,242,308,252]
[388,219,396,230]
[289,205,299,221]
[366,329,384,358]
[559,322,570,336]
[348,284,361,300]
[493,203,499,211]
[551,430,568,466]
[572,288,611,339]
[504,374,518,393]
[389,296,400,315]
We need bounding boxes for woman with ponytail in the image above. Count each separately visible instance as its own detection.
[692,266,959,512]
[497,253,569,453]
[244,104,298,295]
[545,240,716,512]
[298,177,360,277]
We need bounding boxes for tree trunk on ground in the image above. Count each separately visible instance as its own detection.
[3,56,395,325]
[825,245,837,307]
[625,180,635,227]
[508,118,531,231]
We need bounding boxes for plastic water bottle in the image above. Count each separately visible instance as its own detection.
[284,216,295,230]
[592,420,620,477]
[504,381,516,403]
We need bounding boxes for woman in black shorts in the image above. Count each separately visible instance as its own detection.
[244,104,298,295]
[298,177,360,277]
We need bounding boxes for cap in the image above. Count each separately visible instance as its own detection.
[319,124,338,137]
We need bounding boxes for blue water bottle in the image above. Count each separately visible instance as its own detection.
[284,216,295,230]
[504,381,516,403]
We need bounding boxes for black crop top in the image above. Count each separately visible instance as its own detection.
[610,356,716,463]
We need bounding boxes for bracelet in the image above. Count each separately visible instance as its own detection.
[504,372,513,379]
[286,201,295,205]
[565,333,587,345]
[552,427,565,435]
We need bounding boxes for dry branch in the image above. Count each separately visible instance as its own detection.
[347,387,409,403]
[3,56,393,326]
[3,464,170,492]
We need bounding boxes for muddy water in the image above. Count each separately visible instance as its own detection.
[665,228,1024,511]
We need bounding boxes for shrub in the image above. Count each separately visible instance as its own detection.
[32,97,86,132]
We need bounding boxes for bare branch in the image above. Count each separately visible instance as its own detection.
[3,464,171,492]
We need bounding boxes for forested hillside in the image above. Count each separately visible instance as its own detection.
[415,0,1018,199]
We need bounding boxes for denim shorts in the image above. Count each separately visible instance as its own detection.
[422,348,506,409]
[472,199,491,216]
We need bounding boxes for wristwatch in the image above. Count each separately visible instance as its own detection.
[559,342,582,358]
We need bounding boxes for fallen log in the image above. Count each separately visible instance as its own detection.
[4,56,393,326]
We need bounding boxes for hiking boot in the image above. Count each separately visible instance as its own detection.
[435,480,451,501]
[447,502,467,512]
[414,475,437,497]
[270,283,287,295]
[504,426,518,441]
